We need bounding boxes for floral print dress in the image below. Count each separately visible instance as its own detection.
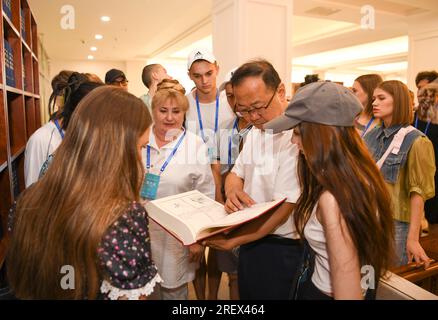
[8,201,162,299]
[98,202,162,299]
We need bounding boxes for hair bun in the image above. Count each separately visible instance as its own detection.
[67,73,88,91]
[157,79,186,95]
[63,73,89,107]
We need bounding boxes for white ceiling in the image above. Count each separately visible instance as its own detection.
[28,0,438,75]
[28,0,212,61]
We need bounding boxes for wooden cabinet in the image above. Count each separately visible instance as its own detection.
[0,0,39,268]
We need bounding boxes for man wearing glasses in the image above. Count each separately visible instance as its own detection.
[105,68,129,92]
[204,59,303,300]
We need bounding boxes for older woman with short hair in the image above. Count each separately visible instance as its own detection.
[143,79,215,300]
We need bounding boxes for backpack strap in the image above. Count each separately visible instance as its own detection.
[376,125,416,169]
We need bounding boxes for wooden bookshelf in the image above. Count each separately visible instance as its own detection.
[34,95,40,127]
[0,0,40,269]
[24,95,33,136]
[0,165,11,228]
[0,90,6,166]
[7,91,25,155]
[32,55,37,93]
[20,0,30,49]
[30,11,36,56]
[22,41,32,93]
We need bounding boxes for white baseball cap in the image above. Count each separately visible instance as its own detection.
[219,68,237,92]
[187,48,216,70]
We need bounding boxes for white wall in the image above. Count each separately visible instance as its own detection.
[49,59,150,98]
[125,60,148,97]
[212,0,293,95]
[408,13,438,91]
[49,59,126,84]
[291,69,407,91]
[146,57,194,93]
[49,59,193,98]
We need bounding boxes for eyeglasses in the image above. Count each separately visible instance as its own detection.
[235,88,277,117]
[113,79,128,86]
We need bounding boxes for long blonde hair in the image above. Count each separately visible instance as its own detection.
[7,87,152,299]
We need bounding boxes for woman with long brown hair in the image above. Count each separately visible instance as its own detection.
[7,86,161,299]
[364,80,435,267]
[265,81,394,299]
[352,74,383,137]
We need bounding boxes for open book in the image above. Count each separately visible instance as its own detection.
[145,190,286,246]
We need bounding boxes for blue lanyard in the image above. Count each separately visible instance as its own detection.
[196,91,219,143]
[414,115,431,135]
[361,117,374,138]
[147,131,186,174]
[228,118,239,166]
[54,119,64,139]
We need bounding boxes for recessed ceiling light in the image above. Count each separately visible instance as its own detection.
[88,55,94,60]
[95,34,103,40]
[101,16,111,22]
[90,47,97,52]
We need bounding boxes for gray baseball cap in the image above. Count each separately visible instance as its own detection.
[264,81,363,133]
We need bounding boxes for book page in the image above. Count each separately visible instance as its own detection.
[150,191,285,236]
[150,190,227,236]
[197,200,284,231]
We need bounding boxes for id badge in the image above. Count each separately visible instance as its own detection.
[208,147,217,162]
[140,173,161,200]
[232,134,240,145]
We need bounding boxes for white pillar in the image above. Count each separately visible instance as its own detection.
[212,0,293,95]
[408,12,438,91]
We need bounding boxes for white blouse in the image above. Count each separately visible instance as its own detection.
[231,128,301,239]
[304,204,332,295]
[24,121,63,187]
[142,129,215,289]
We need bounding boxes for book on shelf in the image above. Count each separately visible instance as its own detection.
[21,9,27,40]
[22,54,27,91]
[4,40,16,87]
[3,0,12,21]
[145,190,286,246]
[11,161,20,198]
